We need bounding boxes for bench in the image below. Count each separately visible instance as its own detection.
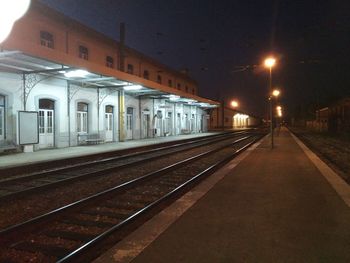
[181,129,191,135]
[78,133,104,145]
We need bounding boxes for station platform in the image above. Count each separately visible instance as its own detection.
[0,132,219,169]
[95,127,350,263]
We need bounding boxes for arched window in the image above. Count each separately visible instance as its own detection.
[39,99,54,110]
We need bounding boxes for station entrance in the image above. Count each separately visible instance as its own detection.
[141,110,150,139]
[105,105,114,142]
[126,107,134,140]
[38,99,54,149]
[0,95,4,141]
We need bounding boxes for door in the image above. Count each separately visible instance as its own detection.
[126,107,133,140]
[155,110,163,137]
[39,109,54,148]
[38,99,54,149]
[176,113,181,135]
[0,95,5,141]
[185,113,190,131]
[105,105,113,142]
[190,114,195,133]
[0,106,4,141]
[142,111,150,139]
[165,112,172,135]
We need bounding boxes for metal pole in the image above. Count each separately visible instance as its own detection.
[269,67,274,149]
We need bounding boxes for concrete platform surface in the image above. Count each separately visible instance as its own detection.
[0,132,217,169]
[95,128,350,263]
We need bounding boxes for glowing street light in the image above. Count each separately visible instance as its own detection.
[0,0,31,43]
[264,57,276,68]
[231,100,239,108]
[264,56,276,149]
[272,89,280,97]
[276,106,283,117]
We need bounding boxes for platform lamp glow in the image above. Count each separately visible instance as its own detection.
[0,0,31,43]
[264,56,276,149]
[230,100,239,108]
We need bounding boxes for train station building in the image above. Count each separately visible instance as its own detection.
[0,2,218,152]
[209,106,261,130]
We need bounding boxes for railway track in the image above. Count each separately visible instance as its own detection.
[0,132,264,262]
[0,131,249,201]
[0,131,244,178]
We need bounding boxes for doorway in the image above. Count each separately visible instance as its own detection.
[38,99,54,149]
[126,107,134,140]
[105,105,114,142]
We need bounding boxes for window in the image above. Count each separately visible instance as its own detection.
[106,56,114,68]
[39,99,54,110]
[40,31,54,49]
[192,88,195,94]
[127,64,134,74]
[79,45,89,60]
[177,83,181,90]
[77,102,88,133]
[185,86,189,93]
[157,75,162,84]
[168,79,172,87]
[143,70,150,80]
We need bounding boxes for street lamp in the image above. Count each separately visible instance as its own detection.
[272,89,280,97]
[264,56,276,149]
[230,100,239,108]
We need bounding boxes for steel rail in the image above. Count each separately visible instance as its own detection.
[0,130,247,178]
[57,135,261,263]
[0,132,250,200]
[0,135,253,237]
[0,131,246,184]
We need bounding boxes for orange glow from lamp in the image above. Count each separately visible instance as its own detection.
[231,100,239,108]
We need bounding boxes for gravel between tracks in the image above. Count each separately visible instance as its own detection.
[290,127,350,183]
[0,137,239,230]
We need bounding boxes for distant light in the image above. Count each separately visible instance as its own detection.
[231,100,239,108]
[272,89,280,97]
[234,113,249,119]
[0,0,31,44]
[264,57,276,68]
[64,69,90,78]
[124,85,143,91]
[276,105,282,117]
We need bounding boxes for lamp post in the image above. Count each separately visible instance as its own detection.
[264,57,276,149]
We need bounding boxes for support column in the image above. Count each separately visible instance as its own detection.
[67,81,71,146]
[97,87,100,134]
[118,90,126,141]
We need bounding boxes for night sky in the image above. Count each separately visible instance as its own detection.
[40,0,350,119]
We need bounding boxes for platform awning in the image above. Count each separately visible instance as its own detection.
[0,50,219,109]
